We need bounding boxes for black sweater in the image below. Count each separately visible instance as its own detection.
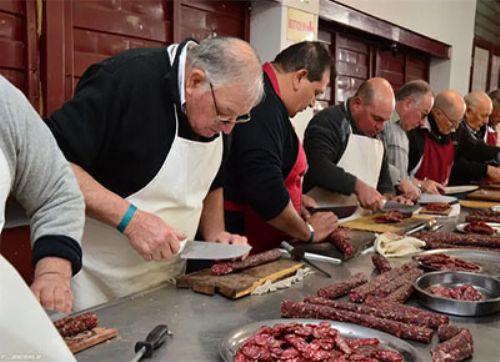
[45,41,228,198]
[303,100,394,195]
[224,73,298,221]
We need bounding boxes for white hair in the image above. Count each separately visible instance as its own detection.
[186,37,264,107]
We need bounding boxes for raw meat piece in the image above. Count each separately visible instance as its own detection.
[375,211,404,223]
[464,221,495,235]
[54,313,98,338]
[427,284,484,301]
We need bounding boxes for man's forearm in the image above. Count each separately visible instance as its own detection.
[198,187,225,241]
[268,202,309,241]
[70,163,130,227]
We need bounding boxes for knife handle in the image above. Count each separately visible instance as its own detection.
[134,324,170,358]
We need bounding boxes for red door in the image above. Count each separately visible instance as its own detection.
[43,0,174,115]
[176,0,250,41]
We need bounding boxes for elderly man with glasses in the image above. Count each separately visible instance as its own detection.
[449,90,500,185]
[407,90,468,186]
[381,80,443,200]
[45,37,264,310]
[224,41,338,254]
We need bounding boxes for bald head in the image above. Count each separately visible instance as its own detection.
[351,77,395,136]
[432,90,466,135]
[463,90,493,130]
[355,77,395,107]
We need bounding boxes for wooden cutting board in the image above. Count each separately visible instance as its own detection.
[340,214,429,233]
[65,327,118,354]
[467,189,500,202]
[176,259,303,299]
[460,200,500,209]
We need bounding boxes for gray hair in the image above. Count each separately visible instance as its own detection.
[464,90,492,110]
[488,89,500,108]
[186,37,264,107]
[395,80,432,104]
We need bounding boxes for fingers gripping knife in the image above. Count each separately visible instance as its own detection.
[131,324,173,362]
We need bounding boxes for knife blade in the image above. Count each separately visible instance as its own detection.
[280,241,332,278]
[179,240,251,260]
[380,200,420,213]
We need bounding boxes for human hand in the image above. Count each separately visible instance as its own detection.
[399,179,420,201]
[420,178,445,194]
[487,165,500,183]
[301,194,318,220]
[387,194,414,205]
[354,179,384,210]
[308,211,338,242]
[30,257,73,313]
[124,208,186,261]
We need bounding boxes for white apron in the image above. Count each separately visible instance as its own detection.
[307,111,384,207]
[72,43,223,311]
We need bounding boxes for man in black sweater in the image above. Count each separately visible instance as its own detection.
[224,42,338,253]
[450,90,500,184]
[304,78,409,210]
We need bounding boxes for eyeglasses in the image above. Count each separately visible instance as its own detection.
[209,82,251,124]
[437,107,461,128]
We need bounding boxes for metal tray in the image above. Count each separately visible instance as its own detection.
[219,318,423,362]
[414,249,500,278]
[414,271,500,317]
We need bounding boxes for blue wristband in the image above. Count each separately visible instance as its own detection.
[117,204,137,233]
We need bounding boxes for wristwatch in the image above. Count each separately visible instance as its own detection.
[306,222,315,243]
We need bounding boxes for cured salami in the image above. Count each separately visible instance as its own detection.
[211,249,281,275]
[438,325,465,342]
[317,272,368,299]
[425,240,496,252]
[431,329,473,362]
[422,203,452,212]
[466,210,500,223]
[464,221,496,235]
[348,261,417,302]
[304,296,435,328]
[54,313,98,338]
[329,227,354,257]
[235,321,405,362]
[367,268,423,300]
[414,231,500,249]
[281,300,434,343]
[371,254,392,273]
[365,301,449,329]
[378,282,415,304]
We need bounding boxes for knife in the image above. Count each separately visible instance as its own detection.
[179,240,251,260]
[380,200,420,213]
[280,241,332,278]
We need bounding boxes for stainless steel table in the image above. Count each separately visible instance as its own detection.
[76,251,500,362]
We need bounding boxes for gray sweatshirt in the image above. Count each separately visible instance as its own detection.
[0,75,84,274]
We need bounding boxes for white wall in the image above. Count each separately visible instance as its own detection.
[335,0,477,94]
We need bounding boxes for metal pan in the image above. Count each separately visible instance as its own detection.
[219,318,423,362]
[414,271,500,316]
[414,249,500,278]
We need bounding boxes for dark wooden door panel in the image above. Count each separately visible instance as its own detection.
[0,0,38,107]
[178,0,249,40]
[375,49,404,89]
[334,33,370,103]
[406,54,428,81]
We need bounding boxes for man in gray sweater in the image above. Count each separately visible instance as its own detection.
[0,75,84,313]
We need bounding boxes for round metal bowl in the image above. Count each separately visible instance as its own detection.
[414,271,500,317]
